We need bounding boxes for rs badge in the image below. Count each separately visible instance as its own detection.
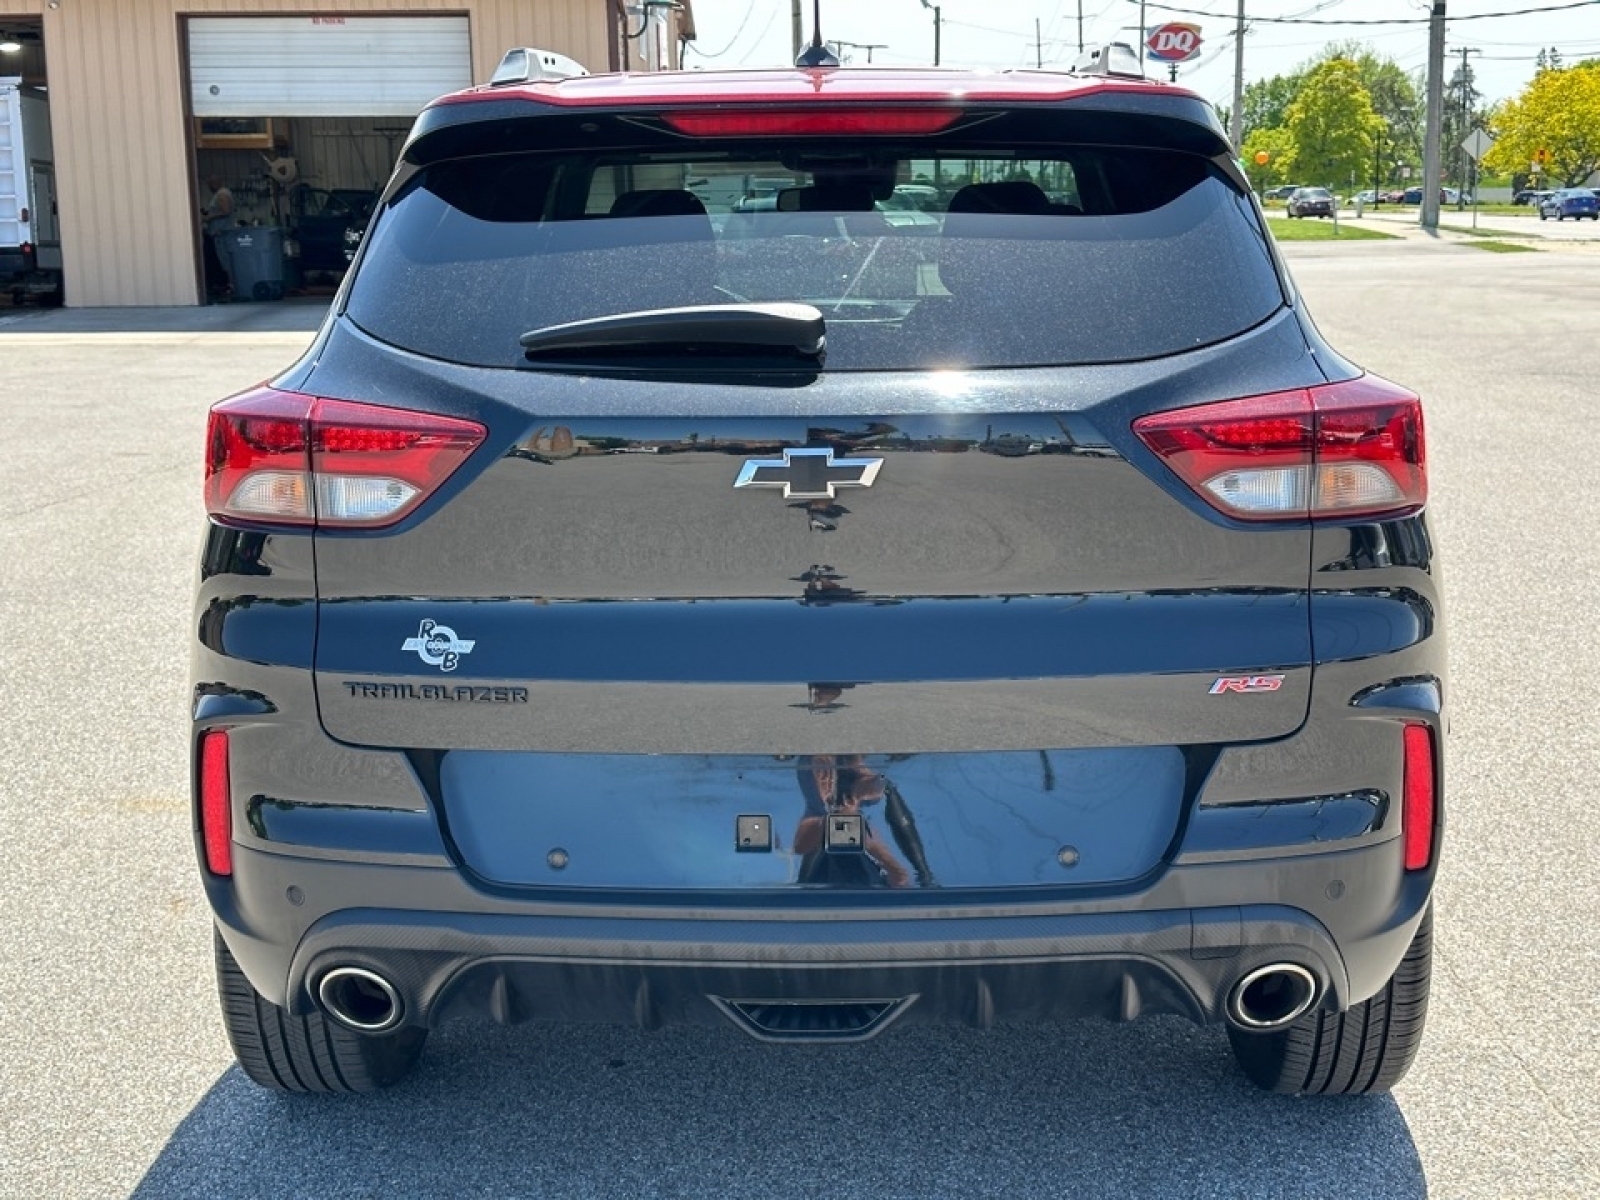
[402,619,476,673]
[1209,674,1285,694]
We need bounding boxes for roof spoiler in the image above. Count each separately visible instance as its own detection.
[1071,42,1145,80]
[489,47,589,87]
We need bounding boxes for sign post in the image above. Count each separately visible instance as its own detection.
[1461,129,1495,231]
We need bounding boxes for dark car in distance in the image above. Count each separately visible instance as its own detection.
[1538,187,1599,220]
[1285,186,1334,218]
[194,51,1444,1097]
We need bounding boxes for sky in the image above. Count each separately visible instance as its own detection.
[681,0,1600,109]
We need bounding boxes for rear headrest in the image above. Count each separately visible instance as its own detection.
[609,189,709,218]
[947,181,1052,216]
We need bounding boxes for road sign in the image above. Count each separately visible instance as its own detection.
[1461,129,1495,162]
[1145,22,1202,63]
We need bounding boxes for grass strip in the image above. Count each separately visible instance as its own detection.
[1464,240,1539,253]
[1438,224,1537,240]
[1269,220,1398,242]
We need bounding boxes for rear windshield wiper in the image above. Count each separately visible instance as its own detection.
[520,303,825,360]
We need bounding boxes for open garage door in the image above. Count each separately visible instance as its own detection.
[186,16,472,302]
[189,16,472,118]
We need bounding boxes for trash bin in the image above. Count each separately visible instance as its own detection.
[218,227,285,302]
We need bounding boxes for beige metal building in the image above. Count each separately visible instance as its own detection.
[0,1,694,306]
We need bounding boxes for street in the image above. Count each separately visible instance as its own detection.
[2,240,1597,1199]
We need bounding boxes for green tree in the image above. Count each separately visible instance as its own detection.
[1285,59,1383,190]
[1443,59,1488,191]
[1483,66,1600,187]
[1239,72,1305,141]
[1535,47,1565,73]
[1321,42,1425,168]
[1242,127,1296,193]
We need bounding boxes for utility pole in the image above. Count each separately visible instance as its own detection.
[919,0,941,66]
[1034,18,1044,68]
[1229,0,1245,148]
[1420,0,1447,231]
[1455,45,1481,209]
[792,0,803,63]
[1077,0,1084,53]
[834,39,887,63]
[1138,1,1147,51]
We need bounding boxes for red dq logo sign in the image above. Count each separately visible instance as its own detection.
[1145,22,1203,63]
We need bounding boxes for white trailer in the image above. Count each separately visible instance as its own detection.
[0,77,63,304]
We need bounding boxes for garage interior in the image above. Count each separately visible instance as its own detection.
[0,17,43,85]
[1,16,53,307]
[187,15,473,302]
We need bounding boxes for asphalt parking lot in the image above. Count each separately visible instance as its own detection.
[2,240,1597,1199]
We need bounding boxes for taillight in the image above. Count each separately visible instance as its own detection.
[204,386,486,528]
[1402,723,1436,872]
[660,109,959,137]
[198,730,232,876]
[1132,375,1425,521]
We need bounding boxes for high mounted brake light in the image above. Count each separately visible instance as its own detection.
[1132,375,1425,521]
[659,109,960,137]
[204,387,485,529]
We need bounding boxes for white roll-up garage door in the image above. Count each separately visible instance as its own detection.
[189,16,473,118]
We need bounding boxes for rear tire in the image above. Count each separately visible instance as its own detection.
[214,929,426,1093]
[1227,906,1432,1095]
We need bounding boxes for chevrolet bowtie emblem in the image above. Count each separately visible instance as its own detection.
[733,448,883,501]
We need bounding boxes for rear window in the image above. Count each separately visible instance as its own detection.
[347,138,1283,371]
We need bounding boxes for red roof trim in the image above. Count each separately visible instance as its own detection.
[432,67,1185,110]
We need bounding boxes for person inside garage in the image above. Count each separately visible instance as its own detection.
[201,175,235,300]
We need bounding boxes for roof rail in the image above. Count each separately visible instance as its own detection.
[1071,42,1145,80]
[489,47,589,87]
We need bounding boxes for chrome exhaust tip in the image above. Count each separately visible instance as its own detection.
[317,967,403,1033]
[1226,963,1319,1031]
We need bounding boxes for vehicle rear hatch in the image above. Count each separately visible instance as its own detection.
[304,85,1322,892]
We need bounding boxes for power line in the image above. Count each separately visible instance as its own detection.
[684,0,765,59]
[1127,0,1600,24]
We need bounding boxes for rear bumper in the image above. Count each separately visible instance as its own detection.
[209,832,1432,1036]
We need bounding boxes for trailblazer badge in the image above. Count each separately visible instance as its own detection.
[402,619,476,672]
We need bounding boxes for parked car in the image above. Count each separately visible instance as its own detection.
[1538,187,1599,221]
[195,51,1444,1099]
[1286,186,1335,218]
[1264,183,1303,201]
[1399,187,1458,206]
[288,185,377,276]
[1351,189,1379,206]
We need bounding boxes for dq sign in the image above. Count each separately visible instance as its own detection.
[1145,22,1203,63]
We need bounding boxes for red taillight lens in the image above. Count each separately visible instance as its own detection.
[660,109,959,137]
[199,730,232,876]
[204,387,486,529]
[1132,375,1425,521]
[1402,723,1436,872]
[204,387,314,525]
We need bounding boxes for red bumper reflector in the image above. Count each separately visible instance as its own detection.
[660,108,959,137]
[1402,723,1436,872]
[199,730,233,876]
